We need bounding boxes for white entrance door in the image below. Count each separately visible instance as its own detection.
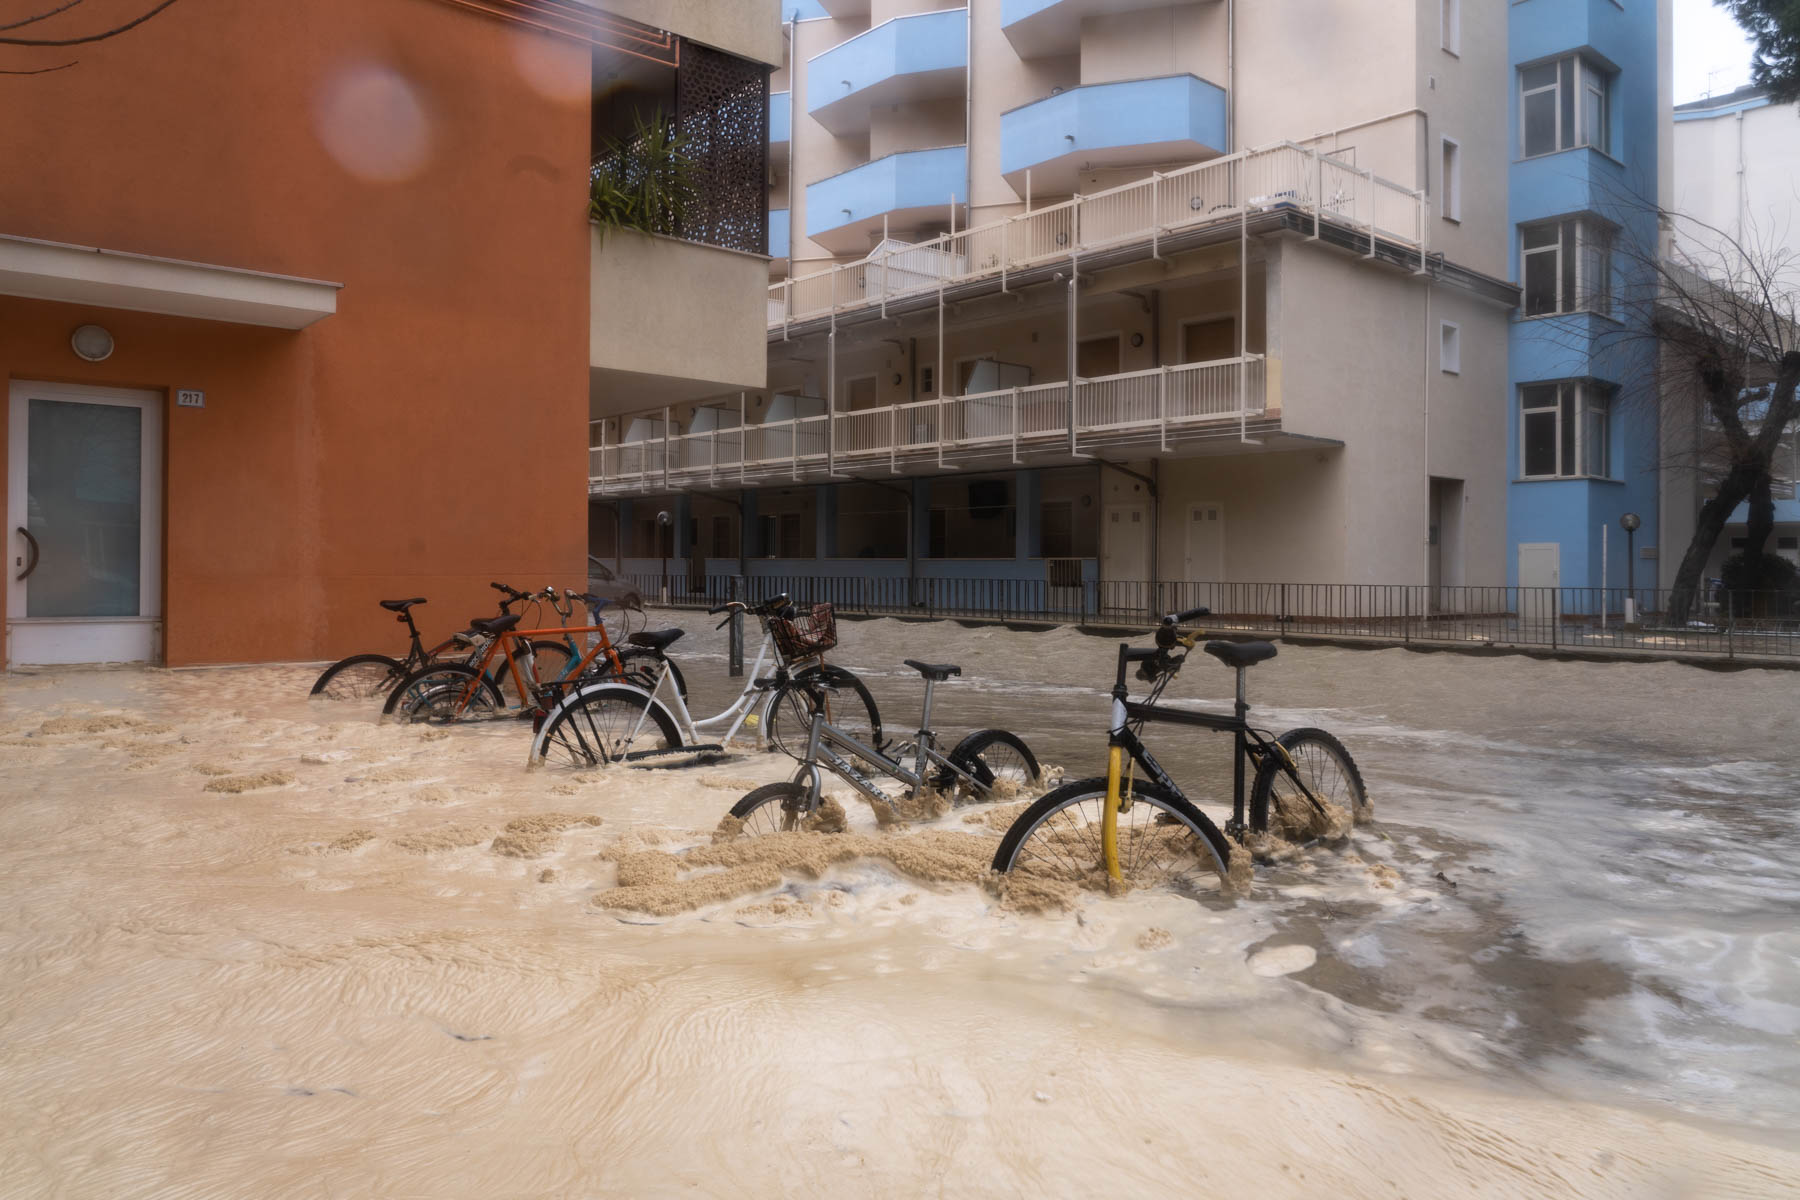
[7,381,163,665]
[1184,503,1224,580]
[1101,504,1149,612]
[1517,542,1559,631]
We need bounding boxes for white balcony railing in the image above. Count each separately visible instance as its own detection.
[589,356,1267,493]
[767,139,1427,329]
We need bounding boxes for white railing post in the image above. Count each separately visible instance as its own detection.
[662,407,672,488]
[1158,366,1168,451]
[1364,166,1377,258]
[889,404,898,474]
[739,392,748,484]
[1010,387,1019,464]
[937,392,948,469]
[1151,172,1161,259]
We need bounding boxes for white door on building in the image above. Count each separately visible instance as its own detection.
[7,381,163,666]
[1183,503,1224,580]
[1517,542,1560,630]
[1102,504,1149,611]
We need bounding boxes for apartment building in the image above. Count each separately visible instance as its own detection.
[588,0,1672,609]
[1662,85,1800,579]
[2,0,778,666]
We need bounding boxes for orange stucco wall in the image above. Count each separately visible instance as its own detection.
[0,0,592,665]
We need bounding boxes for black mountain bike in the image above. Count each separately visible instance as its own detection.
[991,605,1366,896]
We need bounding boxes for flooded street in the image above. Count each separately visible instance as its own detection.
[3,612,1798,1197]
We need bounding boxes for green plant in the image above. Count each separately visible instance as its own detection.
[588,110,698,238]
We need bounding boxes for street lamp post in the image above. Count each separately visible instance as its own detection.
[1620,512,1641,624]
[657,510,672,605]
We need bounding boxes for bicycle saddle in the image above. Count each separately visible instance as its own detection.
[903,659,961,682]
[628,628,684,652]
[1203,640,1278,669]
[469,613,521,636]
[380,597,426,612]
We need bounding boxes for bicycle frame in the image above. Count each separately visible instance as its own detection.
[784,675,979,818]
[1099,640,1312,881]
[632,630,781,747]
[440,622,628,715]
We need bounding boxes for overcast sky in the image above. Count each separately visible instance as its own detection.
[1674,0,1758,102]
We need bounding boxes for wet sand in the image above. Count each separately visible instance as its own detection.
[2,618,1798,1197]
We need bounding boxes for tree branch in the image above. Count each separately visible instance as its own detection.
[0,0,177,45]
[0,0,86,33]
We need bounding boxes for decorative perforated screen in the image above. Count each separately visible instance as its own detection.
[674,40,769,256]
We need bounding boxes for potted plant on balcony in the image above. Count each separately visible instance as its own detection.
[588,111,697,240]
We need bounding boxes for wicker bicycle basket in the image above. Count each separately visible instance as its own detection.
[769,602,838,660]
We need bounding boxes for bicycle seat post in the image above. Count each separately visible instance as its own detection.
[1235,666,1249,719]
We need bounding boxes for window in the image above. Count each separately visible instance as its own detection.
[1521,218,1612,317]
[1441,0,1460,55]
[1440,321,1461,374]
[1520,382,1612,479]
[1441,136,1461,222]
[1521,55,1612,157]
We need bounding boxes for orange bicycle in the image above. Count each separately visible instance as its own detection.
[380,590,643,724]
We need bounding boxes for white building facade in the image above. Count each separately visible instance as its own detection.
[590,0,1672,615]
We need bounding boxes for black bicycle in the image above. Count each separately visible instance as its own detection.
[991,605,1366,895]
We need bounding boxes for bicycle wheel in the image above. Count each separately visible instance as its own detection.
[531,684,682,768]
[764,666,882,759]
[383,662,504,722]
[310,653,406,701]
[610,648,687,699]
[939,728,1041,798]
[1249,728,1368,841]
[991,777,1234,896]
[727,781,815,837]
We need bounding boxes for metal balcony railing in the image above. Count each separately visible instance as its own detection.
[588,356,1267,493]
[767,139,1427,328]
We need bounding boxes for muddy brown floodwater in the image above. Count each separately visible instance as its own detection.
[2,612,1798,1198]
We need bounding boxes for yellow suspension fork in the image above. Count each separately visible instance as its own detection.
[1102,744,1125,883]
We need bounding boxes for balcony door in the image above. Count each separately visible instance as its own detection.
[8,381,163,665]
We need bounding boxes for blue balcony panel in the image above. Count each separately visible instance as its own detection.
[1000,74,1227,194]
[769,209,791,260]
[805,145,968,254]
[807,8,967,136]
[1001,0,1207,59]
[770,92,791,146]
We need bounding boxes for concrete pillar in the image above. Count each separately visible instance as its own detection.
[1014,469,1041,561]
[815,484,835,561]
[673,494,692,559]
[741,490,762,562]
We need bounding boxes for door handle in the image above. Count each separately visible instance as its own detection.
[15,526,38,581]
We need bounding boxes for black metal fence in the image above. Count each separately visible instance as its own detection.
[609,573,1800,661]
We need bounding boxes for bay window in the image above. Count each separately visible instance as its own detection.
[1521,55,1613,158]
[1522,217,1613,317]
[1521,382,1613,479]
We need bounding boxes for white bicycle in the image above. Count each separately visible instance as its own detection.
[526,596,882,769]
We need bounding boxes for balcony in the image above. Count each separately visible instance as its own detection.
[770,91,790,146]
[1001,74,1227,194]
[807,8,968,136]
[773,141,1431,329]
[769,209,790,260]
[589,356,1271,493]
[1001,0,1207,58]
[805,144,968,254]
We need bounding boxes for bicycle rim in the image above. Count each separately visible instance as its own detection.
[1003,786,1230,896]
[538,693,674,767]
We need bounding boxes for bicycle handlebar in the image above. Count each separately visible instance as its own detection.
[1161,605,1211,626]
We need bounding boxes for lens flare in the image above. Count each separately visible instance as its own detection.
[313,63,432,183]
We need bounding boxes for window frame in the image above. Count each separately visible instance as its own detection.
[1441,0,1460,55]
[1439,320,1461,375]
[1519,53,1613,159]
[1519,380,1614,480]
[1520,217,1613,318]
[1440,135,1461,223]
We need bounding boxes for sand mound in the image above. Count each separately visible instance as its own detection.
[296,829,376,855]
[203,770,295,794]
[596,828,690,861]
[962,801,1032,832]
[1137,927,1174,951]
[1368,862,1400,889]
[537,868,557,883]
[191,762,238,777]
[489,813,604,858]
[391,824,490,854]
[38,714,145,735]
[412,786,453,805]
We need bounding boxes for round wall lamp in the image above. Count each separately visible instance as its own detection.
[1129,332,1145,348]
[71,324,114,362]
[891,372,903,385]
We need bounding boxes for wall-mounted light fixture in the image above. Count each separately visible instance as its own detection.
[1129,333,1144,348]
[70,324,114,362]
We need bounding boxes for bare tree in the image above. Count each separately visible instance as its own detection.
[0,0,181,75]
[1627,212,1800,623]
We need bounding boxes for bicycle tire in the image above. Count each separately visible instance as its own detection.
[310,653,406,701]
[727,781,816,837]
[382,662,504,721]
[489,639,575,706]
[991,776,1234,896]
[938,728,1041,797]
[764,666,882,760]
[1249,727,1368,841]
[530,683,682,768]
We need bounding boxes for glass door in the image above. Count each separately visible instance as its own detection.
[7,382,162,665]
